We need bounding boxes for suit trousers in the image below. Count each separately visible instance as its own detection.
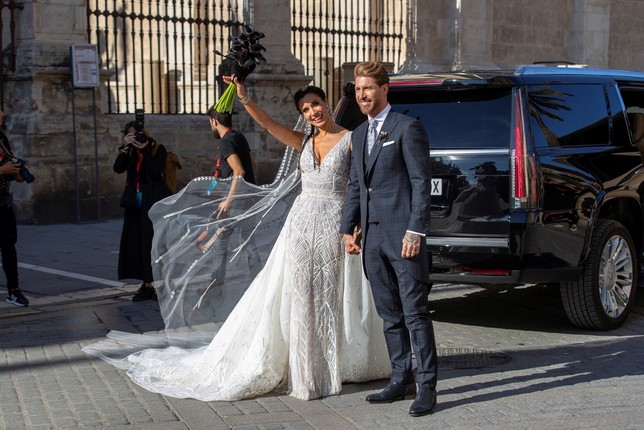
[363,222,438,389]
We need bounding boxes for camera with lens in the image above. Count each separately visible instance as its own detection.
[0,155,35,183]
[134,108,149,143]
[118,108,151,151]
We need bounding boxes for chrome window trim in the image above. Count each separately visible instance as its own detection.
[430,149,510,156]
[427,237,509,248]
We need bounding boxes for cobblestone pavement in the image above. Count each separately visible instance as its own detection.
[1,219,643,429]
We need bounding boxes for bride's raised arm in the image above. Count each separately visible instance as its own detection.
[223,75,305,151]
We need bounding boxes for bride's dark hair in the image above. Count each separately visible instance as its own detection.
[293,85,327,112]
[294,86,328,168]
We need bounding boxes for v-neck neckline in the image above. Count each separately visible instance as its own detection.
[310,132,344,168]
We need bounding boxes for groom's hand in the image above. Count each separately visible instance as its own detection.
[342,233,361,254]
[402,231,421,259]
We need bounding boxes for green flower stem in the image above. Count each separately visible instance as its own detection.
[214,83,237,113]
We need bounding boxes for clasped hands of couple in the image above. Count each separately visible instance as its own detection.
[341,229,422,259]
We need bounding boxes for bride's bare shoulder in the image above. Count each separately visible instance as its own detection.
[337,128,351,140]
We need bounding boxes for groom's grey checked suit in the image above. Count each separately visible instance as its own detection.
[340,109,438,390]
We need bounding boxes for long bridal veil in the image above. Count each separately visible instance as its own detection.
[150,144,301,344]
[83,119,306,362]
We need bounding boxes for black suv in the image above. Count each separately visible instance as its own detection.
[334,65,644,330]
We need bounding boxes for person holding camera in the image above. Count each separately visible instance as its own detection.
[115,118,171,301]
[0,109,31,307]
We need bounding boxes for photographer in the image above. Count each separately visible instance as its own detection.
[115,115,170,301]
[0,109,31,307]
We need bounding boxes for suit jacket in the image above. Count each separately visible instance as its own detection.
[340,110,432,281]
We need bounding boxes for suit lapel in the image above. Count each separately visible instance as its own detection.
[353,123,368,179]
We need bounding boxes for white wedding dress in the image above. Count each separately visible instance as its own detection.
[84,132,390,401]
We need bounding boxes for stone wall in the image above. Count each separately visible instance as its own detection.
[3,70,121,223]
[491,0,572,67]
[488,0,644,70]
[608,0,644,70]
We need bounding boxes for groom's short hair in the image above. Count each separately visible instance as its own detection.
[354,62,390,86]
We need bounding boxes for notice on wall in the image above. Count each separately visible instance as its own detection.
[71,44,99,88]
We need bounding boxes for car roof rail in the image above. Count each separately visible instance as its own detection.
[515,64,644,80]
[531,61,587,67]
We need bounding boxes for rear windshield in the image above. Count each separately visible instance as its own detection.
[388,87,513,149]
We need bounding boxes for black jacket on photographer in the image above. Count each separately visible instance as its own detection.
[0,130,23,295]
[114,136,170,282]
[0,131,21,207]
[114,138,170,212]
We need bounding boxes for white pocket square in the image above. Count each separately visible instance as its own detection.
[382,140,395,147]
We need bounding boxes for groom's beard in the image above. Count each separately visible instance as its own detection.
[213,129,221,139]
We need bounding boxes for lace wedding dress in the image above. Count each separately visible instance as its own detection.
[83,131,390,401]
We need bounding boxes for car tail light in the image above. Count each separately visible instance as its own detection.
[511,89,538,209]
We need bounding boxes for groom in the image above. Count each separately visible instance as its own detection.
[340,61,438,417]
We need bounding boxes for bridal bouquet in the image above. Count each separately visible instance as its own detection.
[214,24,267,113]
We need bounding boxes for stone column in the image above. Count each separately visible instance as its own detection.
[456,0,496,70]
[401,0,454,72]
[234,0,311,184]
[568,0,610,67]
[6,0,121,223]
[401,0,496,72]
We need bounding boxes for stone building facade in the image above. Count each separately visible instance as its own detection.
[2,0,643,224]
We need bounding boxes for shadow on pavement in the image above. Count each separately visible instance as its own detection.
[435,335,644,412]
[430,281,644,335]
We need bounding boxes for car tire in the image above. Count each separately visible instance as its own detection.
[561,219,638,330]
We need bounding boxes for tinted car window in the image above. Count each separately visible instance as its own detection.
[528,84,609,148]
[387,87,513,149]
[619,87,644,145]
[606,85,630,146]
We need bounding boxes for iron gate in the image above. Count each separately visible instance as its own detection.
[291,0,405,106]
[87,0,244,114]
[87,0,405,114]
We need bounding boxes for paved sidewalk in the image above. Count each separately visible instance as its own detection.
[1,219,643,429]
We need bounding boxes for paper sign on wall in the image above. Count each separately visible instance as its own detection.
[71,44,99,88]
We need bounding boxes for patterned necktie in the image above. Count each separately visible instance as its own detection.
[367,119,378,155]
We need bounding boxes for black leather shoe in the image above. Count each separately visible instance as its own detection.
[132,284,157,302]
[409,388,437,417]
[366,381,416,404]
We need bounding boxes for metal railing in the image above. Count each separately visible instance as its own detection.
[291,0,404,105]
[87,0,405,114]
[87,0,244,114]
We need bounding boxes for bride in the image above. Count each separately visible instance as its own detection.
[83,77,390,401]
